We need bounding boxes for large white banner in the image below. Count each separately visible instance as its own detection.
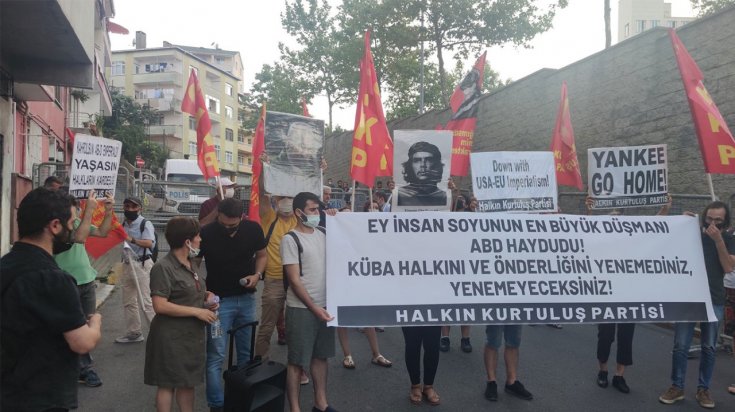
[391,130,452,212]
[326,212,715,326]
[264,111,324,197]
[69,134,122,198]
[470,151,557,213]
[587,144,668,209]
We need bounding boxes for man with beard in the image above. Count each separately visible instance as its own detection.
[397,141,447,206]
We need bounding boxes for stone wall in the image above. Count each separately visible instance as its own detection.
[324,6,735,203]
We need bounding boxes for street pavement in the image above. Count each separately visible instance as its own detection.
[79,286,735,412]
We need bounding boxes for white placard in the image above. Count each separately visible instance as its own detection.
[69,134,122,198]
[587,144,668,209]
[470,151,557,213]
[391,130,452,212]
[326,212,715,327]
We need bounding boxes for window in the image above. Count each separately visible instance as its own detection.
[225,128,234,141]
[189,117,196,130]
[225,106,233,119]
[237,131,245,143]
[668,20,677,28]
[206,95,220,114]
[247,156,252,165]
[112,61,125,76]
[636,20,646,33]
[151,114,165,126]
[225,83,233,96]
[247,137,252,145]
[238,153,244,166]
[225,151,233,163]
[144,63,168,73]
[624,23,630,37]
[650,20,659,28]
[215,144,221,161]
[189,141,197,155]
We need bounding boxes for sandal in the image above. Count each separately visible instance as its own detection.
[342,355,356,369]
[422,386,440,406]
[409,384,422,405]
[371,354,392,368]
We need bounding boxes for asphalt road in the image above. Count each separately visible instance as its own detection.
[78,286,735,412]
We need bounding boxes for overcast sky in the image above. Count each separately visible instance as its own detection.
[110,0,696,129]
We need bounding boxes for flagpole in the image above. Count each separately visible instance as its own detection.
[216,176,224,200]
[706,173,716,201]
[351,180,356,212]
[369,187,374,211]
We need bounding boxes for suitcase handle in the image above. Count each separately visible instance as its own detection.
[227,320,259,370]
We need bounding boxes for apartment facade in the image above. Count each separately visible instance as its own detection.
[109,35,252,184]
[618,0,695,42]
[0,0,116,254]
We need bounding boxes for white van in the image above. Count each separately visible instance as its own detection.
[142,159,213,213]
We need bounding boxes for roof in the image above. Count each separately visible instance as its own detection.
[111,46,240,80]
[173,44,238,56]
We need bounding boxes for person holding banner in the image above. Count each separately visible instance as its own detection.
[198,177,237,226]
[54,190,114,388]
[659,201,735,409]
[117,196,157,344]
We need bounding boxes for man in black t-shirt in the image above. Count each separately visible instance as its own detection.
[199,198,267,410]
[1,188,102,412]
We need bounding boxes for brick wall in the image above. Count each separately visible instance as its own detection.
[325,6,735,204]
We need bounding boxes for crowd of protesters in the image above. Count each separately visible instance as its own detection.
[1,168,734,412]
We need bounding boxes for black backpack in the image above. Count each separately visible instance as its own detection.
[282,226,326,291]
[140,219,159,262]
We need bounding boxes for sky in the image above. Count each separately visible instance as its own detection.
[109,0,696,129]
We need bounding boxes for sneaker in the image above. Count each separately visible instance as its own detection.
[696,388,715,409]
[505,380,533,400]
[659,385,685,404]
[460,337,472,353]
[597,371,609,388]
[612,376,629,394]
[484,381,498,401]
[439,336,450,352]
[115,332,144,343]
[78,369,102,387]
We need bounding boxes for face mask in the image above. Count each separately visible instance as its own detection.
[186,240,200,258]
[299,211,320,228]
[224,188,235,198]
[124,210,139,221]
[52,223,74,255]
[277,198,293,214]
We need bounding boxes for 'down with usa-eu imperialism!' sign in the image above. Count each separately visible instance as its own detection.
[326,212,714,327]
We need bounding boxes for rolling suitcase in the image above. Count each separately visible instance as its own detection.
[223,320,287,412]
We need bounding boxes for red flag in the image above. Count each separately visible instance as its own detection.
[301,96,311,117]
[81,200,127,259]
[550,81,583,190]
[181,70,221,180]
[445,52,486,176]
[350,30,393,188]
[669,29,735,174]
[248,104,266,223]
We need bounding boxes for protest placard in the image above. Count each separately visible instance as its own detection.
[263,111,324,197]
[470,151,557,213]
[69,134,122,198]
[391,130,452,212]
[587,144,668,209]
[326,212,714,327]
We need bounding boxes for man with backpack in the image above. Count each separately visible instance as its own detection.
[281,192,339,412]
[116,196,157,343]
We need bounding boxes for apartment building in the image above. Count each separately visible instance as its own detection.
[618,0,695,42]
[109,33,252,184]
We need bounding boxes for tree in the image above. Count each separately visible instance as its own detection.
[103,89,168,171]
[690,0,735,16]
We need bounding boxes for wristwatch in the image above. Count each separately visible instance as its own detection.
[256,271,264,280]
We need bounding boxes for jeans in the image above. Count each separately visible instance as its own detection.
[206,293,256,407]
[77,281,97,372]
[670,304,724,390]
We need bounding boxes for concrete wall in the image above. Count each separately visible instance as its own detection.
[325,6,735,201]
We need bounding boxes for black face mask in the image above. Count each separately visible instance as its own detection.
[52,224,74,255]
[124,211,139,221]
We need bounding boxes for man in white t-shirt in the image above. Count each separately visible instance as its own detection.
[281,191,338,412]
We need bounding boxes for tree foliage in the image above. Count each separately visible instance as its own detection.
[690,0,735,16]
[103,89,168,171]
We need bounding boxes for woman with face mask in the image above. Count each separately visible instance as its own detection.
[144,217,219,412]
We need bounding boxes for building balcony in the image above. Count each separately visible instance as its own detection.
[238,164,253,174]
[132,71,181,85]
[149,125,182,137]
[137,97,182,112]
[1,0,96,88]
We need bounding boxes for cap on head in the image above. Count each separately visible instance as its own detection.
[123,196,143,207]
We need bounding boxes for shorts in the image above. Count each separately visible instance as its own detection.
[285,306,335,367]
[485,325,522,349]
